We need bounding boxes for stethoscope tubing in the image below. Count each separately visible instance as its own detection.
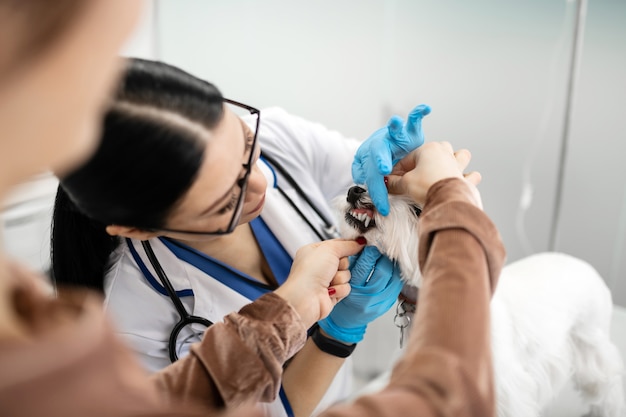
[261,152,340,241]
[141,240,213,362]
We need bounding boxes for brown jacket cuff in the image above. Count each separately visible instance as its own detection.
[419,178,506,294]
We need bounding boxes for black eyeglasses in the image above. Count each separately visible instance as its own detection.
[149,98,260,237]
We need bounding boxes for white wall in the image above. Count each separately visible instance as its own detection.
[153,0,626,304]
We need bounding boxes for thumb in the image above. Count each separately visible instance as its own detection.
[324,238,366,259]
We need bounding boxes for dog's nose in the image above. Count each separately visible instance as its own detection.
[347,186,366,204]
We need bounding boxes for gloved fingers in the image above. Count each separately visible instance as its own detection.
[374,140,393,175]
[349,246,383,286]
[388,115,414,165]
[406,104,431,122]
[386,115,405,145]
[348,254,358,270]
[405,104,431,139]
[366,172,390,216]
[361,254,397,292]
[383,270,405,297]
[402,105,431,156]
[377,271,405,313]
[368,275,404,312]
[352,126,387,183]
[350,254,398,294]
[351,155,367,185]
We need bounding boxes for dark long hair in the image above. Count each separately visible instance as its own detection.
[51,58,224,293]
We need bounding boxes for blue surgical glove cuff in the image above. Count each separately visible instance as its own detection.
[318,317,367,345]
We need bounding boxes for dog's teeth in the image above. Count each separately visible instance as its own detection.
[348,210,374,227]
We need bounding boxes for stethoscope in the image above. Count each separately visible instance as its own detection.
[261,151,340,241]
[142,152,340,363]
[141,240,212,363]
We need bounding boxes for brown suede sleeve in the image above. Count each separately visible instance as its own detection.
[320,178,506,417]
[151,292,307,409]
[0,266,303,417]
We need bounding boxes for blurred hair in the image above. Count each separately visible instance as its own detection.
[52,58,225,292]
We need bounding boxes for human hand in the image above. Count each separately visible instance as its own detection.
[318,246,404,344]
[274,239,365,329]
[386,141,482,208]
[352,104,431,216]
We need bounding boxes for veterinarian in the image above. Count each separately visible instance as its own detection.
[50,57,431,416]
[0,2,506,415]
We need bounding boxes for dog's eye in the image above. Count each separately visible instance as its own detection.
[412,206,422,217]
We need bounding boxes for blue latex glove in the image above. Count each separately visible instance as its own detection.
[318,246,404,344]
[352,104,431,216]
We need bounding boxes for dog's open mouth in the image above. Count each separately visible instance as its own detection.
[344,205,376,233]
[343,185,378,234]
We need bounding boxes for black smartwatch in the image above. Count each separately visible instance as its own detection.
[310,324,357,358]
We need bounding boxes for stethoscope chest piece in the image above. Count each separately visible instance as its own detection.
[141,240,213,363]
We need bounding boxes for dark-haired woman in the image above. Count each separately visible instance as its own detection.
[52,58,414,417]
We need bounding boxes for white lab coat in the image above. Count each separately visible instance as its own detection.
[103,108,361,417]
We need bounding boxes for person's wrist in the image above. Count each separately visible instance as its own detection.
[310,323,357,358]
[273,284,318,329]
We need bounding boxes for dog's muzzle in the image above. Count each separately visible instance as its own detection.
[344,186,377,233]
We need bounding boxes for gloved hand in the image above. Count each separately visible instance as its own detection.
[352,104,431,216]
[318,246,404,344]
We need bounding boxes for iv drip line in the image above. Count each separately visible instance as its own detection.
[548,0,588,251]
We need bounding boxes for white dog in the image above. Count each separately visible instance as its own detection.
[337,185,625,417]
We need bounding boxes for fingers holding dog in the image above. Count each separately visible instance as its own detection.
[328,270,351,302]
[454,148,471,171]
[327,260,352,306]
[464,171,482,186]
[338,256,350,272]
[274,239,364,327]
[455,149,482,186]
[386,141,481,207]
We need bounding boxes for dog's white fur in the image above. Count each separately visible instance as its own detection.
[336,186,625,417]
